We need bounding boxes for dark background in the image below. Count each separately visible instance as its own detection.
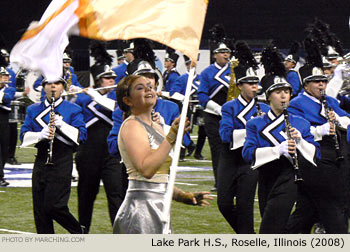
[1,0,350,69]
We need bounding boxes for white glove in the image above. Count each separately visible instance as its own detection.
[319,122,331,136]
[69,85,82,93]
[54,114,64,128]
[39,126,50,140]
[86,88,100,100]
[215,106,222,116]
[333,64,345,80]
[279,140,291,158]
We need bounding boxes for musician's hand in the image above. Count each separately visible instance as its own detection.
[279,140,291,158]
[328,110,336,122]
[48,126,55,140]
[329,122,336,135]
[287,139,296,155]
[39,126,50,140]
[319,122,331,136]
[192,192,213,207]
[82,88,90,95]
[54,114,64,128]
[289,127,301,143]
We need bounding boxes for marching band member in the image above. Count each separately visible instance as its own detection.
[113,74,212,234]
[287,40,350,233]
[242,44,320,233]
[198,42,231,191]
[20,77,87,233]
[112,41,134,84]
[217,41,270,233]
[242,76,319,234]
[74,64,124,233]
[284,41,303,97]
[162,48,180,92]
[115,49,125,66]
[0,67,16,186]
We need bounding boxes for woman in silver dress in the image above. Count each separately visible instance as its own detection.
[113,74,212,234]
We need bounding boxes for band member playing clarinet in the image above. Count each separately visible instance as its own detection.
[217,41,270,233]
[0,67,16,186]
[287,52,350,233]
[242,76,320,234]
[20,77,87,234]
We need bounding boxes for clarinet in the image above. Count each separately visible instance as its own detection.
[254,97,263,116]
[320,90,344,162]
[282,103,303,184]
[45,91,56,166]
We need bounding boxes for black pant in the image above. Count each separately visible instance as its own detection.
[258,158,297,234]
[203,112,222,187]
[32,141,82,234]
[217,145,258,233]
[194,125,206,156]
[286,136,348,234]
[76,122,124,233]
[8,122,18,158]
[0,113,9,179]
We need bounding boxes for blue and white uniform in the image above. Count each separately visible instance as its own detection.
[197,61,231,189]
[217,95,269,233]
[20,96,86,234]
[163,68,180,92]
[74,88,124,232]
[286,69,302,97]
[0,84,16,180]
[169,72,200,100]
[242,109,319,234]
[287,91,350,233]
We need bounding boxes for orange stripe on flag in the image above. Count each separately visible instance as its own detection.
[75,0,101,39]
[21,0,76,40]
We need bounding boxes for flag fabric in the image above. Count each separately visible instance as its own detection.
[10,0,208,82]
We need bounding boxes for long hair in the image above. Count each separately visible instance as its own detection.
[116,75,143,120]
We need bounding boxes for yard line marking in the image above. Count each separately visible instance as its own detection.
[0,229,35,234]
[175,182,198,186]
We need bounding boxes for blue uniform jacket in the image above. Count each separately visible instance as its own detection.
[169,72,200,97]
[0,85,16,112]
[219,95,270,143]
[112,62,127,84]
[198,62,231,108]
[20,97,87,145]
[75,90,116,128]
[286,70,302,97]
[163,69,180,92]
[242,110,320,168]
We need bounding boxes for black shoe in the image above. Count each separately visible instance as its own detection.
[81,225,88,234]
[0,179,9,187]
[210,187,217,192]
[186,142,196,157]
[194,153,205,160]
[180,148,186,162]
[7,157,21,165]
[72,176,78,182]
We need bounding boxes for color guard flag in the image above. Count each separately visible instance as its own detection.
[10,0,208,82]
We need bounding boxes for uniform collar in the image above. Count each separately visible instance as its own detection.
[44,96,64,107]
[303,91,321,104]
[267,110,284,121]
[214,62,228,70]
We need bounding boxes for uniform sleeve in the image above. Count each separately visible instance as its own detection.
[286,71,301,96]
[169,75,184,96]
[33,76,44,91]
[198,70,210,108]
[219,102,235,143]
[296,118,321,164]
[20,106,41,147]
[0,87,16,103]
[107,108,124,157]
[242,119,280,169]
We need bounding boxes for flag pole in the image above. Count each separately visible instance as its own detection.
[162,66,195,234]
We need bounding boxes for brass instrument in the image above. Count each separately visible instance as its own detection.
[320,90,344,163]
[46,91,56,166]
[282,102,303,184]
[65,69,73,92]
[61,84,118,96]
[226,58,239,101]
